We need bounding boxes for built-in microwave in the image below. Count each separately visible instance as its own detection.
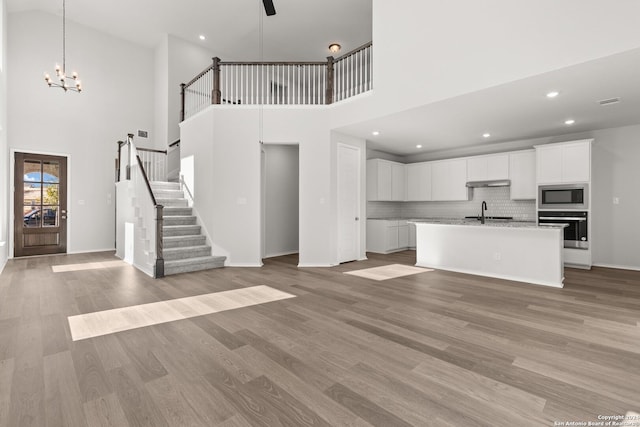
[538,184,588,210]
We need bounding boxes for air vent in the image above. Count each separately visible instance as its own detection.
[598,97,620,106]
[137,130,149,138]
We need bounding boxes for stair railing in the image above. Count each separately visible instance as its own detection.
[116,134,164,278]
[180,42,373,120]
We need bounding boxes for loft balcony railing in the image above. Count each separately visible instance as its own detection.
[180,42,372,120]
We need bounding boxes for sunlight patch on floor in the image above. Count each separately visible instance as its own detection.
[52,260,128,272]
[345,264,432,281]
[68,285,296,341]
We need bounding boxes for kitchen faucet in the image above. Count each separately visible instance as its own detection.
[481,201,487,224]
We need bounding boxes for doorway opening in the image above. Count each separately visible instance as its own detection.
[261,144,299,260]
[14,152,68,257]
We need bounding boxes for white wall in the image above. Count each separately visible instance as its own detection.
[262,144,299,258]
[180,106,334,267]
[167,36,215,145]
[590,125,640,270]
[154,35,169,150]
[0,0,8,271]
[7,11,154,255]
[369,0,640,119]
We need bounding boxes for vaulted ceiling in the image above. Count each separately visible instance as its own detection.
[7,0,373,61]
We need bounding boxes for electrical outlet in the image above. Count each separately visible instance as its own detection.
[613,197,620,205]
[493,252,501,261]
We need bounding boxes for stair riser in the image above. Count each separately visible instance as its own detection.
[165,260,225,276]
[163,217,197,226]
[151,182,181,191]
[157,199,189,207]
[153,190,185,199]
[164,247,212,261]
[163,226,201,237]
[164,237,206,248]
[163,208,192,216]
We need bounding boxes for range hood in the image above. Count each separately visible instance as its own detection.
[465,179,511,188]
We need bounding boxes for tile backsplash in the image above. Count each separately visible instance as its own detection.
[367,187,536,221]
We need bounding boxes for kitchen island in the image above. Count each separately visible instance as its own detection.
[412,220,566,287]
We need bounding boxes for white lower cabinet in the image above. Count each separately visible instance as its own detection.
[367,220,410,253]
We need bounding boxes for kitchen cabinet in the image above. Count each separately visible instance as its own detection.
[536,140,591,184]
[367,159,406,201]
[467,154,509,181]
[431,159,469,201]
[509,150,536,200]
[391,163,406,201]
[406,162,432,201]
[366,219,410,253]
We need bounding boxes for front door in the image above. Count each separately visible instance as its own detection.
[14,152,68,257]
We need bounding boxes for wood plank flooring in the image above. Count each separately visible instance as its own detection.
[1,251,640,426]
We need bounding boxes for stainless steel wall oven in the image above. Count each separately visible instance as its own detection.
[538,211,588,249]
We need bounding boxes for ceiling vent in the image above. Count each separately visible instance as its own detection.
[598,97,620,106]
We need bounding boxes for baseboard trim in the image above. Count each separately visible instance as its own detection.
[67,248,117,255]
[297,263,335,268]
[226,263,263,267]
[592,263,640,272]
[0,258,7,275]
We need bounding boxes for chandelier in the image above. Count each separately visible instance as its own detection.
[44,0,82,92]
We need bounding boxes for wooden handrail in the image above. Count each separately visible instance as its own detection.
[137,147,168,155]
[179,41,373,114]
[136,154,158,206]
[220,61,326,66]
[334,41,372,62]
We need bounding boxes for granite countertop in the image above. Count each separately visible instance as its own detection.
[410,219,567,229]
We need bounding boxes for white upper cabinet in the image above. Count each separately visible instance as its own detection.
[561,142,591,183]
[391,162,406,201]
[367,159,406,201]
[467,154,509,182]
[406,162,432,201]
[509,150,536,200]
[536,140,591,184]
[432,159,469,201]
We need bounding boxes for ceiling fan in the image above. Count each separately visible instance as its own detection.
[263,0,276,16]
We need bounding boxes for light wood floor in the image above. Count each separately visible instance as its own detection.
[1,251,639,426]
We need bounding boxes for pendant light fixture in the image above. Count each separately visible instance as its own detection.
[44,0,82,92]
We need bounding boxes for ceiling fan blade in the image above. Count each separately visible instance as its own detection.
[263,0,276,16]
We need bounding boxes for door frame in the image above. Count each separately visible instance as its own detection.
[260,142,300,261]
[9,148,72,259]
[336,142,363,263]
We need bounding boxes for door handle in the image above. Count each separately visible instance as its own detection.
[355,217,359,221]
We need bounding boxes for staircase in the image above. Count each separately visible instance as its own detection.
[150,181,226,276]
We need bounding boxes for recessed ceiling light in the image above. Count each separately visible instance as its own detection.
[372,131,380,136]
[564,119,575,125]
[328,43,341,53]
[199,35,206,40]
[546,91,560,98]
[416,144,422,149]
[482,133,491,138]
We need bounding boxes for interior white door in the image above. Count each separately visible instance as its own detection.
[337,144,360,263]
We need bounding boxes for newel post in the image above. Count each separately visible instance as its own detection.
[180,83,186,122]
[326,56,334,105]
[212,57,221,105]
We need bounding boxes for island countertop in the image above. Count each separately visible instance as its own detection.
[413,221,565,287]
[409,219,568,229]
